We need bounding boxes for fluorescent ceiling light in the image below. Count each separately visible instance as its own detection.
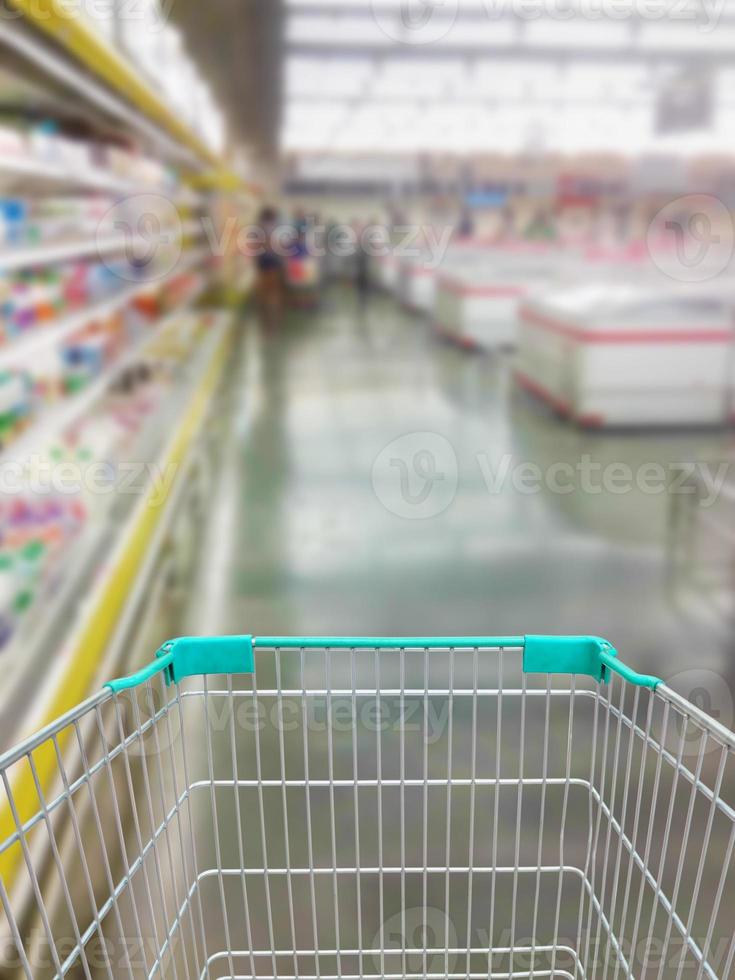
[524,19,631,46]
[640,23,735,49]
[287,14,397,45]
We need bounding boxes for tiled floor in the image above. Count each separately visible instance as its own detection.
[212,285,733,690]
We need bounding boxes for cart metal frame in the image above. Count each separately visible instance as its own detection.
[1,635,733,980]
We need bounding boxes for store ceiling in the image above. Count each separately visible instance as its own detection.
[167,0,732,165]
[169,0,284,170]
[281,0,730,158]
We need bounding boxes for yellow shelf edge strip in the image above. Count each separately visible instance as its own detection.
[0,319,234,890]
[187,170,260,194]
[7,0,221,168]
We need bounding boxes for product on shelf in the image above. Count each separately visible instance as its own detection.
[61,311,125,393]
[0,118,186,195]
[0,198,26,247]
[0,496,87,648]
[0,307,217,653]
[0,258,138,343]
[0,194,112,248]
[0,124,26,157]
[0,370,32,445]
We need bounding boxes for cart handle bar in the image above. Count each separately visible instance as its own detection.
[105,635,662,693]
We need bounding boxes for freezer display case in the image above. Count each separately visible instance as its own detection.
[516,282,735,427]
[396,252,437,313]
[433,243,561,349]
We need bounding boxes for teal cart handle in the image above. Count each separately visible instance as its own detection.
[106,635,254,692]
[106,634,661,692]
[523,635,661,689]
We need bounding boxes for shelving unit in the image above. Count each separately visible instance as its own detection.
[0,151,207,207]
[0,310,235,911]
[0,0,252,900]
[0,246,207,372]
[0,254,209,468]
[0,287,233,892]
[5,0,221,169]
[0,219,203,271]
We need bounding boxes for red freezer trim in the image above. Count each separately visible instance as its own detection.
[514,370,572,416]
[434,323,483,350]
[438,278,527,298]
[514,370,607,426]
[577,412,606,428]
[405,264,435,277]
[520,307,734,345]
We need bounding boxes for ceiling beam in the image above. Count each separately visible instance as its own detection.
[286,1,730,26]
[286,41,723,64]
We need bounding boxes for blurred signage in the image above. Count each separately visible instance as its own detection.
[465,188,509,209]
[632,155,688,194]
[703,175,735,209]
[556,174,625,204]
[525,175,556,200]
[655,68,712,134]
[294,155,419,183]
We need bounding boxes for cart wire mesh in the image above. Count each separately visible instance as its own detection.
[0,636,733,980]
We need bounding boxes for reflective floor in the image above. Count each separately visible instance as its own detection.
[211,284,735,695]
[146,284,735,978]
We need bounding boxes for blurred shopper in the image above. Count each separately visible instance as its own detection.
[354,232,371,311]
[293,207,310,240]
[255,205,285,332]
[458,208,475,238]
[286,216,321,310]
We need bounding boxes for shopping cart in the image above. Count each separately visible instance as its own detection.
[0,635,733,980]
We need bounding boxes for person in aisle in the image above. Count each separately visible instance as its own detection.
[285,214,321,310]
[293,207,310,241]
[457,208,475,239]
[354,222,371,312]
[254,205,285,332]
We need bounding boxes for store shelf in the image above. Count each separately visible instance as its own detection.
[0,261,209,468]
[0,18,198,171]
[0,152,144,194]
[0,298,220,688]
[0,246,208,372]
[6,0,220,169]
[0,219,204,273]
[0,233,129,272]
[0,310,234,891]
[0,152,206,206]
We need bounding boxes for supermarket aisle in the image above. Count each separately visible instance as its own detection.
[209,285,733,683]
[183,282,735,980]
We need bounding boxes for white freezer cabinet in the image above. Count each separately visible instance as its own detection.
[396,253,437,313]
[515,283,735,427]
[433,257,556,350]
[434,274,524,348]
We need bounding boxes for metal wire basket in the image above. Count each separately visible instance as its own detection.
[1,634,733,979]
